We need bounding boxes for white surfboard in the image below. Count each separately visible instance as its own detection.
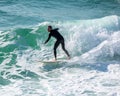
[39,59,67,63]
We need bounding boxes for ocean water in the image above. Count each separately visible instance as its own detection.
[0,0,120,96]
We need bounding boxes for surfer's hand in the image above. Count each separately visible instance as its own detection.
[44,42,46,44]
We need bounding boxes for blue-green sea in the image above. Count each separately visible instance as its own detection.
[0,0,120,96]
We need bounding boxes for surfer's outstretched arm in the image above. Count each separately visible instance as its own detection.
[44,34,51,44]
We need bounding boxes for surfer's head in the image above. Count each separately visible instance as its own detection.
[48,25,52,32]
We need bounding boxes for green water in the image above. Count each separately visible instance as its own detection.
[0,0,120,96]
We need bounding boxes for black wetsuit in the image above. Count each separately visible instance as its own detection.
[45,28,70,59]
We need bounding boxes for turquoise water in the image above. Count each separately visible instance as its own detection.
[0,0,120,96]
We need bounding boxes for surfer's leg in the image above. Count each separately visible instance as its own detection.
[61,40,70,58]
[54,41,60,60]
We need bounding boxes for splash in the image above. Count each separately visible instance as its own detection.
[0,15,120,96]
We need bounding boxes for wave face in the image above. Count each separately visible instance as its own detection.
[0,15,120,96]
[1,0,120,96]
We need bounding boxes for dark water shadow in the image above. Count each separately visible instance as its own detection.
[41,62,66,71]
[66,60,119,72]
[0,76,11,86]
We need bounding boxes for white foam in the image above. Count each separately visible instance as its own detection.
[1,16,120,96]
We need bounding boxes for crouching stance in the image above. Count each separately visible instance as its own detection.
[44,26,70,61]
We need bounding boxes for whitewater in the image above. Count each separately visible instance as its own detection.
[0,0,120,96]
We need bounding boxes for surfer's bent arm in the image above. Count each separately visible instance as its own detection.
[44,34,51,44]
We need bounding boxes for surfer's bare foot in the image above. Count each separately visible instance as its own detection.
[53,58,57,62]
[67,56,71,60]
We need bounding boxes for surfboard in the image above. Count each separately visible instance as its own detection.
[38,59,67,63]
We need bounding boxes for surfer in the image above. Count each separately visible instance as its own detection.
[44,26,70,61]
